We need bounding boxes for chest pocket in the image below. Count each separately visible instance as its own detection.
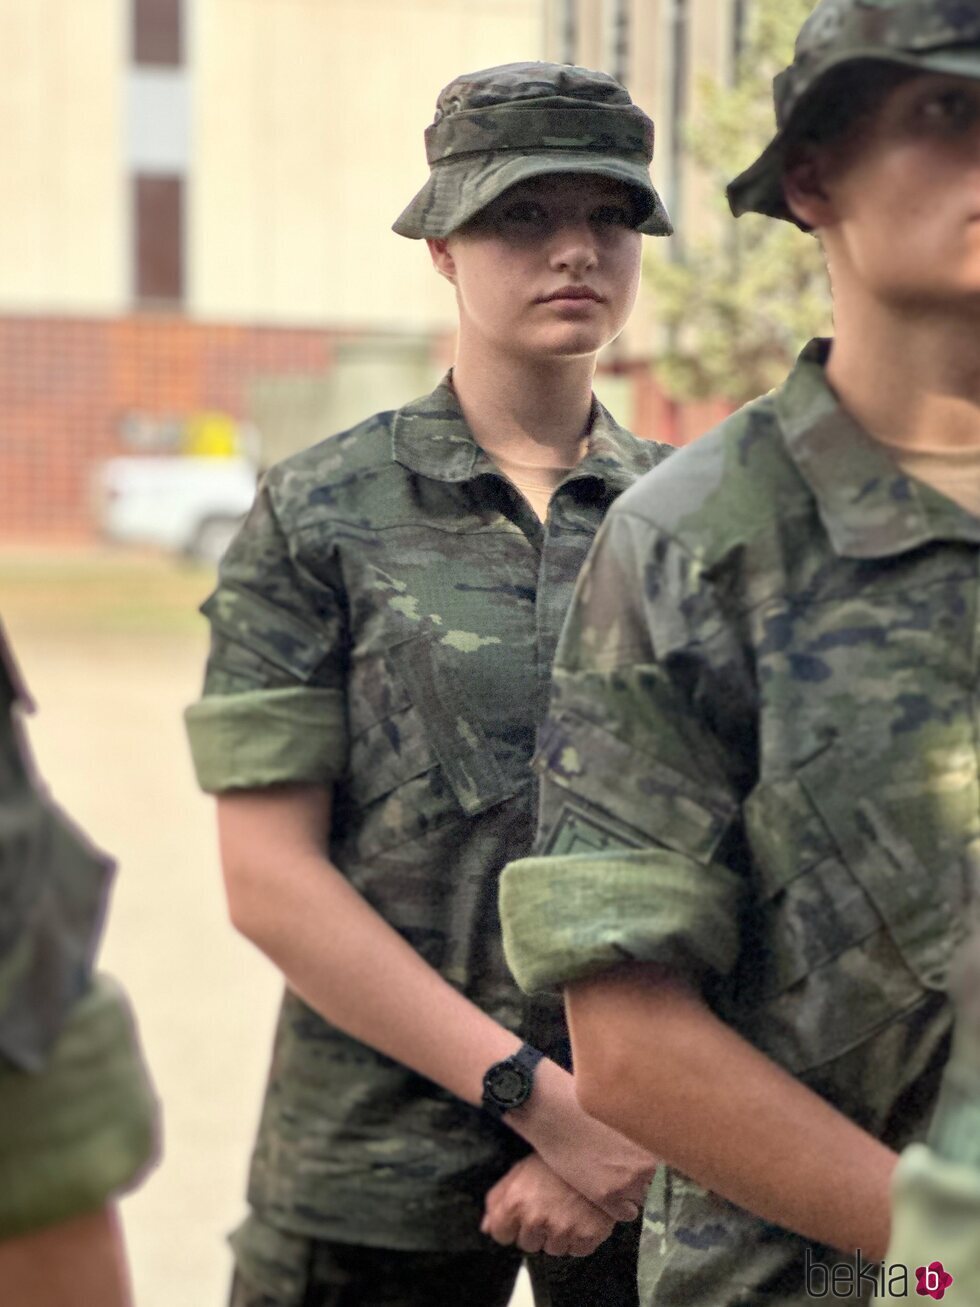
[343,633,520,853]
[741,733,971,1073]
[798,738,965,991]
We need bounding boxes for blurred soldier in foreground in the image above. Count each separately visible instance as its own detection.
[501,0,980,1301]
[0,621,158,1306]
[886,927,980,1297]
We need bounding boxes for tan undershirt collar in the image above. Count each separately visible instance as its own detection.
[871,437,980,517]
[490,451,582,521]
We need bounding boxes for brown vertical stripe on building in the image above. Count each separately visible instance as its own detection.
[133,0,183,67]
[134,175,184,305]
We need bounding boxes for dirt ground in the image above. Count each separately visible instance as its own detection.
[1,549,533,1307]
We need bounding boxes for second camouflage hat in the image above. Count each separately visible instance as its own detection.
[393,62,673,239]
[728,0,980,226]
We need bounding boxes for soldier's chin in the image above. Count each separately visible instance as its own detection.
[534,325,610,359]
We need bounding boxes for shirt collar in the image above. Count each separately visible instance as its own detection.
[776,339,980,558]
[392,372,651,495]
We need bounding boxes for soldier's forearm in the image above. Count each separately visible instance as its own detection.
[217,786,653,1223]
[232,835,608,1142]
[0,1206,132,1307]
[566,964,898,1262]
[219,789,524,1106]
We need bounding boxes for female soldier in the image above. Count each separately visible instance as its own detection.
[186,62,672,1307]
[501,3,980,1303]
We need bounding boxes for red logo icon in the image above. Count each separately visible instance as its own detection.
[916,1262,954,1299]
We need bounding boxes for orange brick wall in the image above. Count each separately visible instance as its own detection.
[0,314,727,542]
[0,314,337,540]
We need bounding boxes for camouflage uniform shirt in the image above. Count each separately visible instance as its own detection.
[185,375,668,1250]
[0,621,158,1237]
[500,339,979,1304]
[0,622,112,1070]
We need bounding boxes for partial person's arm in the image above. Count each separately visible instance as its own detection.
[567,965,897,1262]
[0,1206,132,1307]
[499,505,897,1262]
[0,627,158,1302]
[217,784,655,1224]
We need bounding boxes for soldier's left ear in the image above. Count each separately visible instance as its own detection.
[782,145,837,232]
[426,237,458,285]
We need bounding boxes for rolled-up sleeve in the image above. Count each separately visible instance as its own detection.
[501,507,753,994]
[184,475,350,794]
[0,975,158,1238]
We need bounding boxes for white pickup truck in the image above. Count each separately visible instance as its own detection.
[96,455,259,564]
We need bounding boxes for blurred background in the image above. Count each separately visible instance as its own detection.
[0,1,818,1302]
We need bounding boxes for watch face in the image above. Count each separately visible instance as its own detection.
[487,1064,529,1108]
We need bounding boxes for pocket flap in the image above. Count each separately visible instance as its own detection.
[798,740,957,991]
[385,635,517,815]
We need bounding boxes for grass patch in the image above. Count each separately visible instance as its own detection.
[0,549,215,636]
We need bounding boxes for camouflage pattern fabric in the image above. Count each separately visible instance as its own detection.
[0,974,158,1239]
[728,0,980,225]
[928,925,980,1168]
[0,619,113,1071]
[393,62,672,239]
[886,1147,980,1300]
[0,621,158,1236]
[500,337,978,1304]
[886,930,980,1297]
[227,1212,641,1307]
[185,375,670,1253]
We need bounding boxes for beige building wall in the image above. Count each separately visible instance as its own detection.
[191,0,543,330]
[0,0,733,331]
[0,0,126,313]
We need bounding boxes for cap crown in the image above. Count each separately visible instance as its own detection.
[776,0,980,125]
[433,62,635,116]
[425,61,654,165]
[393,60,671,239]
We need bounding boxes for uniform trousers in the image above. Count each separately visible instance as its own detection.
[229,1217,641,1307]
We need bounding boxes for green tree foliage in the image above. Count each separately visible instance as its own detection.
[645,0,831,406]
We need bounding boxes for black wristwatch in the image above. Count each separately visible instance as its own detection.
[482,1043,544,1120]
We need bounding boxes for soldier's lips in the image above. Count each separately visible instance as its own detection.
[537,286,604,303]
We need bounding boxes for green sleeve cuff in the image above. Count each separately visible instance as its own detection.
[0,975,159,1238]
[886,1144,980,1286]
[500,849,743,994]
[185,687,348,792]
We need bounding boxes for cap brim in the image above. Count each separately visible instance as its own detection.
[393,150,672,239]
[728,47,980,226]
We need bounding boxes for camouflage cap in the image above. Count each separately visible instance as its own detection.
[728,0,980,226]
[393,62,672,239]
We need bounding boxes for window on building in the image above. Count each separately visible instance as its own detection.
[133,0,183,67]
[604,0,630,85]
[134,174,184,305]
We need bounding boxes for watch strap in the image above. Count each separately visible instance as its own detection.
[512,1042,544,1078]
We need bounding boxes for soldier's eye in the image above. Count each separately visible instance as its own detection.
[592,205,634,228]
[502,201,549,225]
[917,88,978,129]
